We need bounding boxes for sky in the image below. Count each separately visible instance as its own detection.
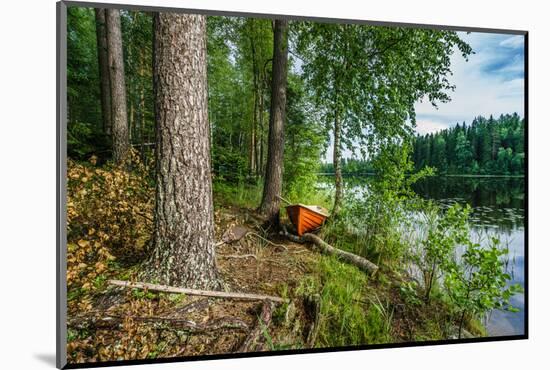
[322,31,525,162]
[414,32,525,135]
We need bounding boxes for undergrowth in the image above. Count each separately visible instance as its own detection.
[297,256,393,347]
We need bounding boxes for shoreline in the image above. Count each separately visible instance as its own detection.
[317,173,525,179]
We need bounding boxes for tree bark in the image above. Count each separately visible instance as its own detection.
[259,20,289,226]
[95,8,112,136]
[143,13,219,290]
[332,108,343,216]
[105,9,129,164]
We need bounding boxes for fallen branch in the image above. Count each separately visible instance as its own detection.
[238,300,275,352]
[218,254,258,260]
[108,280,288,303]
[246,232,288,251]
[280,227,378,275]
[68,314,248,333]
[172,298,210,316]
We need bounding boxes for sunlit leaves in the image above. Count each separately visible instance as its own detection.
[294,22,472,154]
[66,152,153,301]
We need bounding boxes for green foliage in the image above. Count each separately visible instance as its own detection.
[67,7,106,159]
[319,158,374,175]
[399,281,423,307]
[444,237,523,337]
[121,11,155,160]
[283,74,327,201]
[208,17,274,180]
[324,143,433,266]
[414,203,471,302]
[413,113,525,175]
[213,179,263,209]
[295,22,472,155]
[67,8,154,162]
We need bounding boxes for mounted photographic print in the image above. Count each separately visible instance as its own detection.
[56,1,527,368]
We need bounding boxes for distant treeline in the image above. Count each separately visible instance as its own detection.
[319,158,374,175]
[320,113,525,176]
[413,113,525,175]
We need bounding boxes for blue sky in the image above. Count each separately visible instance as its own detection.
[323,31,525,162]
[414,32,525,136]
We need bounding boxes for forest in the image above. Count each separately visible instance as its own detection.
[65,6,524,364]
[413,114,525,175]
[319,114,525,176]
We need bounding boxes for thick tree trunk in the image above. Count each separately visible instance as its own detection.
[143,12,219,290]
[332,109,343,216]
[105,9,129,165]
[94,8,112,136]
[259,20,289,226]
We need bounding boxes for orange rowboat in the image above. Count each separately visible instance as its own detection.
[285,204,330,236]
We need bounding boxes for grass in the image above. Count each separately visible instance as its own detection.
[297,255,393,347]
[212,179,492,347]
[213,179,262,209]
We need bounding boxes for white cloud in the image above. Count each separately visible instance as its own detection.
[500,35,524,49]
[323,31,525,159]
[414,119,450,135]
[414,32,524,136]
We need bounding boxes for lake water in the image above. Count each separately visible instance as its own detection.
[319,175,525,337]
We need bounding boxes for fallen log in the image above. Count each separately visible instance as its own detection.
[238,299,275,352]
[108,280,288,303]
[281,227,378,275]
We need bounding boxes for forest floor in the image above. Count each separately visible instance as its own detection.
[66,161,482,364]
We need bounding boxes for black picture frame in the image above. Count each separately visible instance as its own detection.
[57,1,528,368]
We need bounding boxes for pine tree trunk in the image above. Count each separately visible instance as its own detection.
[259,20,288,225]
[105,9,129,165]
[332,109,343,216]
[143,12,219,290]
[94,8,112,136]
[258,91,265,176]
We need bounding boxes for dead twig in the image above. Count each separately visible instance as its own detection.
[246,232,288,251]
[172,298,210,316]
[218,254,258,260]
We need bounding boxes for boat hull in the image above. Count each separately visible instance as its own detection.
[286,204,329,236]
